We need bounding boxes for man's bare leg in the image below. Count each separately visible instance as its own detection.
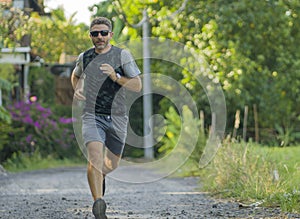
[87,141,104,200]
[100,148,122,197]
[102,148,122,175]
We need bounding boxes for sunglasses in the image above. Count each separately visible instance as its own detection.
[90,30,110,37]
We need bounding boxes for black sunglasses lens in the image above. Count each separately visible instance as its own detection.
[100,30,109,36]
[90,30,109,37]
[90,31,98,37]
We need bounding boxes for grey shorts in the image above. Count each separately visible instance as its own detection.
[82,112,128,155]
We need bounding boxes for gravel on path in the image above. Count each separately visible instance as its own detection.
[0,165,299,219]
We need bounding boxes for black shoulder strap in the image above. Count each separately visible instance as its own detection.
[83,48,97,70]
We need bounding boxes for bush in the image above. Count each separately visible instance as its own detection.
[154,105,207,175]
[28,66,55,106]
[0,100,81,163]
[0,121,16,161]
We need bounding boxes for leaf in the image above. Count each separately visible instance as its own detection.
[0,106,11,124]
[0,78,12,90]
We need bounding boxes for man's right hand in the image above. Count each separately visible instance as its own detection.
[74,88,86,100]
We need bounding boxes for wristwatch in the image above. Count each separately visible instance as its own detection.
[115,73,121,82]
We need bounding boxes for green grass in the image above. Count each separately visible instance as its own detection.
[2,150,86,173]
[197,142,300,213]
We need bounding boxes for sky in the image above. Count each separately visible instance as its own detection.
[44,0,104,25]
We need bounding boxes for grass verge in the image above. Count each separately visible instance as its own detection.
[198,142,300,213]
[2,150,86,173]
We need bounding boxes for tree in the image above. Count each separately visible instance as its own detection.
[29,8,91,63]
[0,4,31,47]
[149,0,300,144]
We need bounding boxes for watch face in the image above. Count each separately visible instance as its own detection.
[116,73,121,79]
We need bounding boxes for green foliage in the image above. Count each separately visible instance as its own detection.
[0,77,12,91]
[150,0,300,145]
[0,122,13,153]
[0,77,12,123]
[199,143,300,213]
[0,101,80,163]
[0,5,91,62]
[0,106,11,124]
[0,64,14,123]
[29,8,91,62]
[0,5,31,47]
[157,105,204,158]
[0,120,24,162]
[3,149,85,173]
[157,106,181,155]
[28,66,55,105]
[0,63,16,84]
[275,124,300,147]
[100,0,300,145]
[0,5,91,167]
[93,0,300,147]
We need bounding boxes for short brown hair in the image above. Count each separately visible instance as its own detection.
[90,17,112,31]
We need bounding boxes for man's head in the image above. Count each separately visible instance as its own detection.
[89,17,113,53]
[90,17,112,31]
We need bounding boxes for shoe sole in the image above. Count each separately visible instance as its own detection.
[92,198,107,219]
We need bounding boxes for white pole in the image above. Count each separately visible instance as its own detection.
[23,64,30,100]
[143,9,154,159]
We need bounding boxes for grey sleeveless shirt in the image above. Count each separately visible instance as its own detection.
[73,46,141,116]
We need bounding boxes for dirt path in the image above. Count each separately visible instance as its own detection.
[0,165,299,219]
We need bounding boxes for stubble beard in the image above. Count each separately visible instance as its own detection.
[94,40,109,51]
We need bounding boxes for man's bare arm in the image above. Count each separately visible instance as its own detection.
[100,63,142,92]
[71,70,86,100]
[71,71,79,89]
[115,75,142,92]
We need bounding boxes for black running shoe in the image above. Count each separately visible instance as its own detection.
[102,177,106,196]
[92,198,107,219]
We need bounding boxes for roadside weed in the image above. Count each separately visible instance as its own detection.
[199,142,300,213]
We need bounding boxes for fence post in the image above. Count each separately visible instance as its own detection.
[253,104,259,143]
[243,105,248,142]
[233,109,240,140]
